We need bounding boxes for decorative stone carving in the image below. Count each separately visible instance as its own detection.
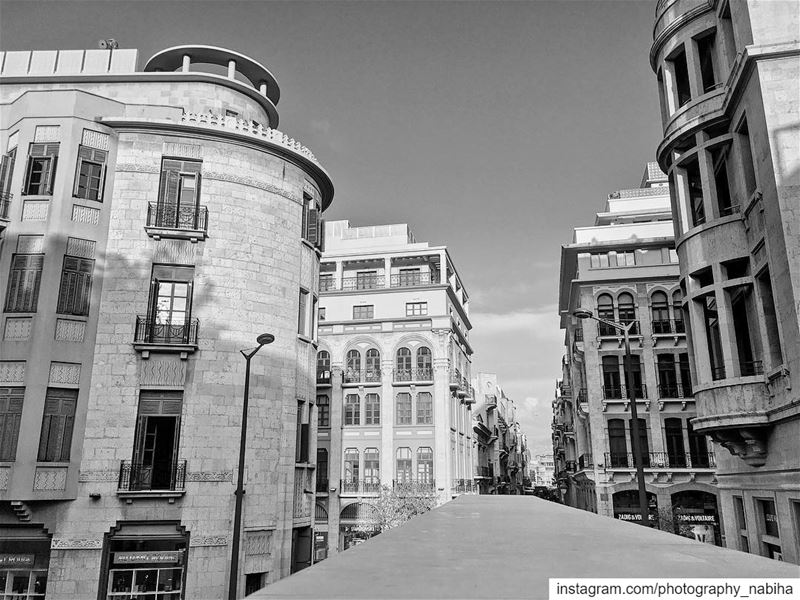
[34,467,68,490]
[163,142,202,159]
[66,237,96,259]
[0,467,9,490]
[55,319,86,342]
[78,470,118,482]
[203,169,296,202]
[4,317,32,341]
[115,161,160,174]
[34,125,60,142]
[245,531,271,556]
[139,359,186,387]
[153,240,196,265]
[713,427,769,467]
[0,361,25,384]
[21,201,49,221]
[49,362,81,385]
[17,235,44,253]
[81,129,110,150]
[51,538,103,550]
[72,204,101,225]
[186,471,233,482]
[189,535,228,547]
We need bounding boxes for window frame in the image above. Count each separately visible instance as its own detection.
[56,255,95,316]
[73,145,108,201]
[37,387,78,462]
[4,253,45,313]
[352,305,374,320]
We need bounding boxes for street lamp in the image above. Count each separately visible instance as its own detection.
[228,333,274,600]
[573,309,649,527]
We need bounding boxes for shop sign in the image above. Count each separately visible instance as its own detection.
[0,554,34,567]
[114,550,182,564]
[615,513,656,522]
[677,514,717,524]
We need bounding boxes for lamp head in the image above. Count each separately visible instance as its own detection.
[256,333,275,346]
[573,309,593,320]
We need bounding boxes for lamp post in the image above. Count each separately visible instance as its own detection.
[573,309,649,527]
[228,333,274,600]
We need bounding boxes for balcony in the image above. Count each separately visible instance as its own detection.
[603,452,715,470]
[341,275,384,291]
[117,460,187,500]
[449,369,464,389]
[392,480,436,494]
[394,368,433,383]
[577,454,593,471]
[390,272,439,288]
[598,320,640,337]
[133,316,199,358]
[452,479,478,494]
[601,384,647,400]
[651,319,685,335]
[739,360,764,377]
[316,477,329,493]
[340,479,382,494]
[0,191,10,231]
[475,466,492,479]
[316,368,332,385]
[565,460,577,473]
[343,369,382,384]
[657,383,693,399]
[319,277,337,292]
[144,202,208,242]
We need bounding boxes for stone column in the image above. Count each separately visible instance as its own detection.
[227,59,237,80]
[182,54,191,72]
[433,356,451,501]
[327,366,344,554]
[383,257,392,289]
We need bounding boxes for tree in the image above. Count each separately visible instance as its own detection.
[366,483,438,533]
[656,506,695,538]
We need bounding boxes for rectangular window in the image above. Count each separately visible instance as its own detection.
[628,417,650,467]
[590,253,610,269]
[406,302,428,317]
[733,495,750,553]
[364,393,380,425]
[319,273,334,292]
[737,118,757,197]
[355,271,378,290]
[318,306,326,322]
[397,268,421,287]
[317,395,329,428]
[756,498,780,538]
[416,392,433,425]
[712,146,734,215]
[344,394,360,426]
[701,294,725,379]
[696,31,717,93]
[687,420,709,467]
[38,388,77,462]
[4,254,44,313]
[615,251,635,267]
[298,289,309,336]
[352,305,374,320]
[23,143,59,195]
[57,255,94,316]
[141,265,195,345]
[664,418,686,467]
[296,401,310,463]
[757,269,783,367]
[669,47,692,107]
[155,158,203,229]
[396,393,412,425]
[131,391,183,490]
[0,387,24,461]
[685,159,706,227]
[73,145,108,201]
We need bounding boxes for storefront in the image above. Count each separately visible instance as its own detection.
[100,521,188,599]
[612,490,658,526]
[338,503,379,551]
[0,527,50,599]
[671,490,721,546]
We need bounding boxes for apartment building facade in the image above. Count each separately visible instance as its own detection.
[0,45,332,598]
[650,0,800,562]
[557,164,721,545]
[313,220,476,556]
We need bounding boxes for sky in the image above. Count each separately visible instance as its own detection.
[0,0,664,456]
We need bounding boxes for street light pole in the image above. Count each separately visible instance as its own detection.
[573,310,649,527]
[228,333,274,600]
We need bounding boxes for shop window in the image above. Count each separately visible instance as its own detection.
[685,159,706,227]
[37,388,77,462]
[0,528,50,599]
[757,269,783,367]
[417,447,433,483]
[0,387,24,461]
[396,393,412,425]
[57,255,94,316]
[316,395,329,428]
[344,395,360,426]
[23,143,59,196]
[4,254,44,313]
[696,31,718,93]
[130,391,183,490]
[671,490,720,545]
[669,47,692,108]
[73,146,108,201]
[416,392,433,425]
[364,393,380,426]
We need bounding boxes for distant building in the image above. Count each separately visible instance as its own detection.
[314,220,476,557]
[650,0,800,563]
[556,164,721,544]
[0,45,332,598]
[531,454,555,487]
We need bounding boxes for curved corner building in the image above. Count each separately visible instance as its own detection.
[650,1,799,562]
[0,45,333,597]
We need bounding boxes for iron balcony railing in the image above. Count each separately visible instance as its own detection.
[452,479,478,493]
[573,327,584,342]
[711,365,727,380]
[450,368,463,387]
[147,202,208,231]
[316,477,329,493]
[651,318,686,334]
[319,277,337,292]
[604,452,716,470]
[601,384,647,400]
[656,383,693,398]
[317,369,332,385]
[392,479,436,493]
[134,316,199,345]
[340,479,382,494]
[389,272,439,288]
[118,460,187,492]
[577,388,588,404]
[740,360,764,376]
[394,368,434,382]
[565,460,577,473]
[476,466,491,478]
[598,319,640,337]
[0,192,11,220]
[343,369,382,384]
[578,454,593,470]
[341,275,384,290]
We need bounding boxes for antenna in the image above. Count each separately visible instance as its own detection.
[98,39,119,50]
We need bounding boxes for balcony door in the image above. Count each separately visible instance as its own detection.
[628,417,650,468]
[149,265,194,344]
[602,356,621,399]
[664,418,687,467]
[132,391,182,490]
[608,419,627,467]
[157,158,201,229]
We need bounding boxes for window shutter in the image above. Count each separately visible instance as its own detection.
[139,391,184,416]
[307,209,319,245]
[98,164,107,201]
[45,156,57,195]
[0,154,9,194]
[318,219,326,252]
[5,254,44,312]
[159,164,181,205]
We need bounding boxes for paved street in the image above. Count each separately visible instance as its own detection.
[256,495,799,599]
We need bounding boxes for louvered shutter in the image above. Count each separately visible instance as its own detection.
[318,219,326,252]
[0,388,23,461]
[159,161,182,205]
[57,256,94,315]
[1,150,15,196]
[0,154,9,195]
[38,389,76,462]
[307,209,319,245]
[5,254,44,312]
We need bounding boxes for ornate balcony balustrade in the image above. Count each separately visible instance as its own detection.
[317,369,331,385]
[651,318,685,335]
[394,368,433,383]
[343,369,382,384]
[134,316,199,346]
[389,272,438,288]
[657,383,693,399]
[602,384,648,400]
[341,275,384,291]
[599,320,640,337]
[146,202,208,232]
[604,452,715,470]
[118,460,187,492]
[340,479,382,494]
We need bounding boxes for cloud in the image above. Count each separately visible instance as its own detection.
[469,304,560,338]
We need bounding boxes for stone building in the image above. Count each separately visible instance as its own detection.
[556,164,722,544]
[313,220,475,556]
[650,0,800,562]
[0,45,332,598]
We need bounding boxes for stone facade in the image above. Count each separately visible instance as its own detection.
[0,45,332,598]
[650,0,800,563]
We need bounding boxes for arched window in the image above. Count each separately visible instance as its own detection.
[344,394,360,426]
[396,347,412,382]
[345,349,361,383]
[416,347,432,380]
[618,292,637,333]
[396,392,412,425]
[365,348,381,382]
[417,447,433,484]
[344,448,359,483]
[316,351,331,384]
[416,392,432,425]
[364,448,380,490]
[672,290,685,333]
[316,394,330,428]
[365,393,380,425]
[597,294,616,336]
[396,447,412,483]
[651,291,670,334]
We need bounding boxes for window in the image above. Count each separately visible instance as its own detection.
[597,294,616,336]
[57,255,94,316]
[396,392,412,425]
[696,31,718,93]
[73,145,107,201]
[651,291,670,334]
[757,270,783,367]
[396,347,412,381]
[657,354,679,397]
[23,143,59,195]
[298,289,309,336]
[355,271,378,290]
[755,498,782,560]
[143,266,195,344]
[417,447,433,483]
[687,420,709,468]
[345,349,361,383]
[364,448,380,486]
[617,292,637,333]
[664,418,686,467]
[602,356,621,399]
[344,394,360,426]
[365,349,380,382]
[365,393,380,425]
[679,352,692,397]
[406,302,427,316]
[737,118,757,197]
[623,354,645,398]
[396,447,412,483]
[296,401,310,463]
[317,394,329,428]
[733,496,750,553]
[317,351,331,383]
[416,347,432,380]
[590,253,610,269]
[628,418,650,467]
[397,268,421,287]
[319,273,334,292]
[669,47,692,107]
[245,573,266,596]
[0,146,17,209]
[0,387,23,461]
[302,192,322,246]
[344,448,359,482]
[352,305,374,320]
[37,388,77,462]
[729,286,757,375]
[615,251,635,267]
[417,392,432,425]
[712,145,734,216]
[154,158,203,229]
[4,254,44,313]
[608,419,628,467]
[318,306,326,321]
[685,159,706,226]
[130,390,183,490]
[701,294,725,379]
[673,290,685,333]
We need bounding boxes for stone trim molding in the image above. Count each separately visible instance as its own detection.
[190,535,228,547]
[51,538,103,550]
[79,470,118,482]
[202,169,297,203]
[186,471,233,482]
